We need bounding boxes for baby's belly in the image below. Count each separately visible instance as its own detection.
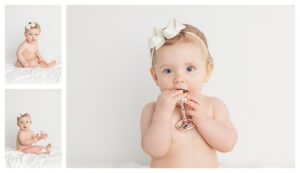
[151,119,218,167]
[22,52,38,62]
[151,142,218,167]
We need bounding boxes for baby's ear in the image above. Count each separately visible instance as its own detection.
[204,62,213,83]
[150,67,158,86]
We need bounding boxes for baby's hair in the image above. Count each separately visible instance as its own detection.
[17,113,32,122]
[24,22,41,33]
[151,24,213,68]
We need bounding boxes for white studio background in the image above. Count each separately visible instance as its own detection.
[67,6,294,167]
[5,5,61,63]
[5,90,61,148]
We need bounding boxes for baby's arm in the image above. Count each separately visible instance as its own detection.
[187,98,238,152]
[18,132,38,145]
[141,90,187,158]
[38,131,48,140]
[141,102,173,158]
[35,48,46,63]
[16,44,31,67]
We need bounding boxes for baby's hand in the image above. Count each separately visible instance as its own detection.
[39,131,48,140]
[155,90,188,117]
[184,95,207,123]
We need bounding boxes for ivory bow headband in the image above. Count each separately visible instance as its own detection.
[148,18,206,52]
[25,22,37,30]
[17,112,31,118]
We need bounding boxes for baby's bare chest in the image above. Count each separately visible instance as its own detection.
[19,131,34,139]
[23,45,38,55]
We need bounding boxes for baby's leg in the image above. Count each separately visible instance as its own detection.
[28,59,43,68]
[36,60,56,68]
[22,146,45,155]
[15,60,24,67]
[46,60,56,68]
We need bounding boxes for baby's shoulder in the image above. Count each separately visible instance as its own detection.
[141,102,156,116]
[17,130,26,137]
[204,95,230,120]
[20,40,30,47]
[17,41,29,50]
[203,95,228,111]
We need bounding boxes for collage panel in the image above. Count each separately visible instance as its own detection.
[67,5,294,168]
[5,89,61,168]
[5,5,61,84]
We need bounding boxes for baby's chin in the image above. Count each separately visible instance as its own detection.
[26,39,37,43]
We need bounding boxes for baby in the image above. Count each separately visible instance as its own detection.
[141,19,238,168]
[16,113,52,155]
[16,22,56,68]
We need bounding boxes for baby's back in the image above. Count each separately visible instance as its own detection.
[150,109,218,168]
[16,130,34,151]
[17,41,38,60]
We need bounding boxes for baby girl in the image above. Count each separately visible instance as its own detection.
[16,113,52,155]
[141,19,238,167]
[16,22,56,68]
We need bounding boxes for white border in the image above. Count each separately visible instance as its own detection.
[0,0,298,172]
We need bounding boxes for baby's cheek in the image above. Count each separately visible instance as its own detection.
[158,80,172,90]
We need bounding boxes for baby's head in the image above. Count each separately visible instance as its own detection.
[24,22,41,43]
[148,19,213,94]
[17,113,32,131]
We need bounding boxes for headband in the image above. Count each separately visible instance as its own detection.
[25,22,37,30]
[148,18,207,54]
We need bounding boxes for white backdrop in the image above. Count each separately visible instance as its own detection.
[5,90,61,148]
[67,6,294,167]
[5,6,61,63]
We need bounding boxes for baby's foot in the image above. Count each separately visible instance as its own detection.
[47,60,56,68]
[46,143,52,152]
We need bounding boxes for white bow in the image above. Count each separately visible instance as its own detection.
[148,18,186,50]
[17,112,26,118]
[25,22,36,30]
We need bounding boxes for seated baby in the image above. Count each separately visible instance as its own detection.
[16,22,56,68]
[16,113,51,155]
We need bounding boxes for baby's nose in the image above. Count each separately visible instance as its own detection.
[174,75,185,84]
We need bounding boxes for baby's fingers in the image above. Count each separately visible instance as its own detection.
[173,93,189,103]
[185,100,200,110]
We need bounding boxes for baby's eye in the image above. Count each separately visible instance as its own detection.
[186,66,195,72]
[163,68,173,74]
[35,34,38,36]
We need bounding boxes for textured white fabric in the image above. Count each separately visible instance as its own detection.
[5,146,61,168]
[5,58,61,84]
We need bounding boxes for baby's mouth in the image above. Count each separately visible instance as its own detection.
[176,88,189,93]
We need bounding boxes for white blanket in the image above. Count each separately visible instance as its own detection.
[5,60,61,84]
[5,146,61,168]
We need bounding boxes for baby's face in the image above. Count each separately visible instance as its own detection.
[25,28,40,43]
[17,116,32,131]
[151,42,211,95]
